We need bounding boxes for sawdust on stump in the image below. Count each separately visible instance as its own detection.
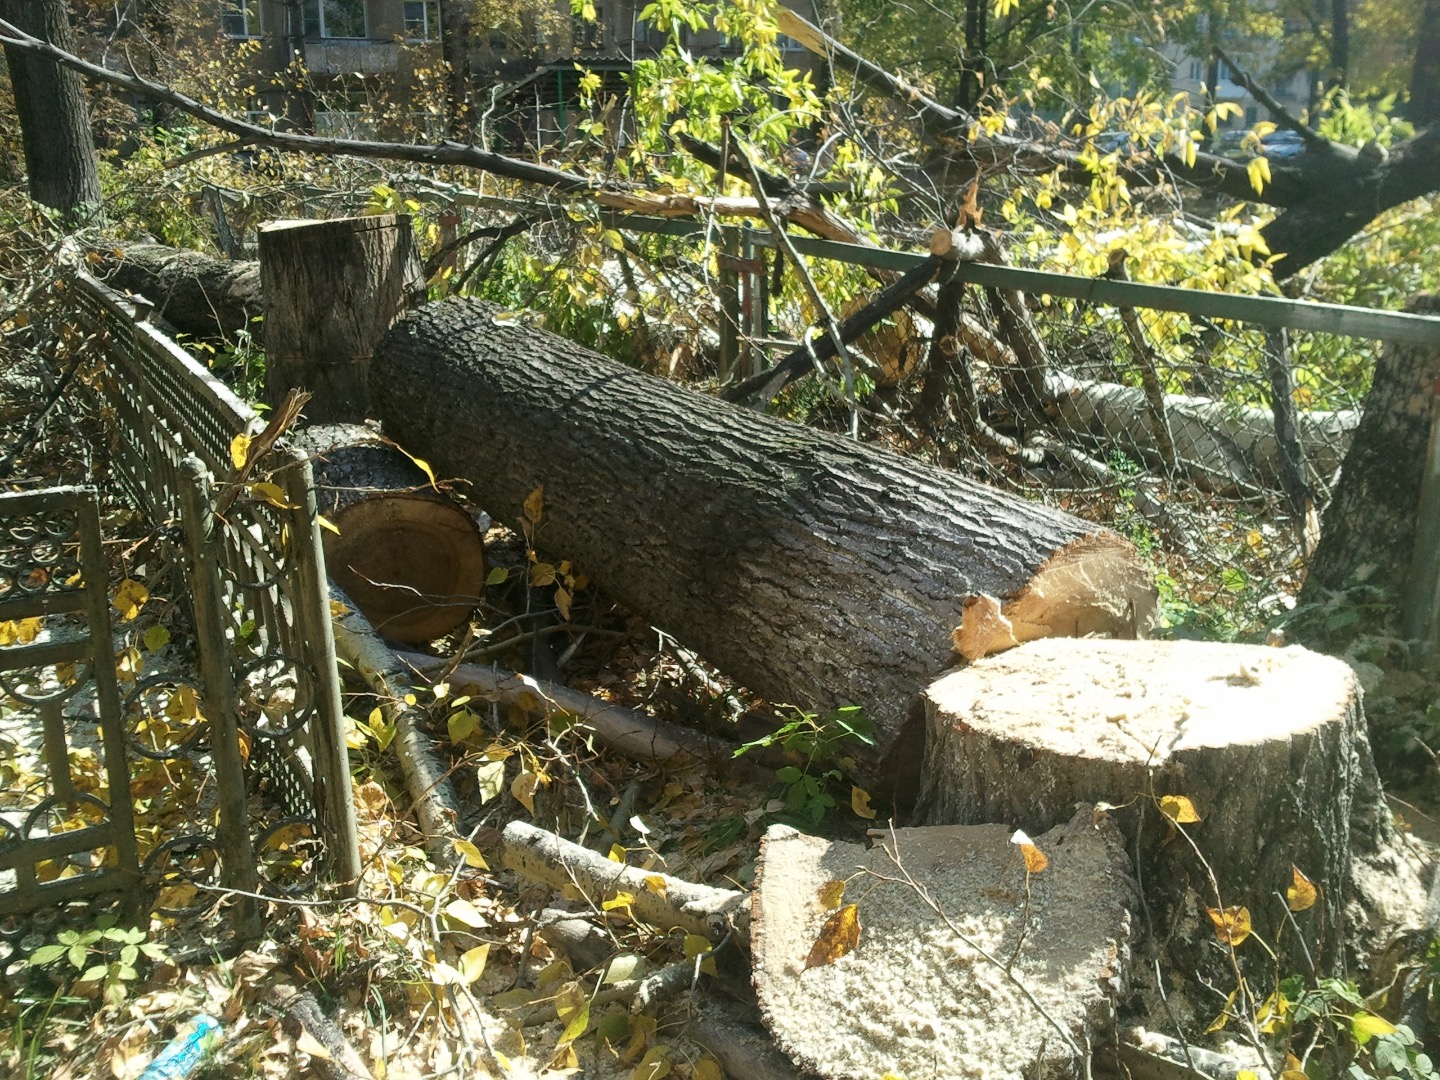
[751,808,1134,1080]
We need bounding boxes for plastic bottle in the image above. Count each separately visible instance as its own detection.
[136,1013,223,1080]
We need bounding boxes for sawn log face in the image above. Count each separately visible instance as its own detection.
[373,298,1155,791]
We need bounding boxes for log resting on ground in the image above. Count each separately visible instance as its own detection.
[97,242,259,340]
[294,424,486,643]
[372,298,1157,795]
[913,637,1430,998]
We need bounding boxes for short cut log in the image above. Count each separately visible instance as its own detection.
[294,424,485,643]
[373,298,1157,793]
[99,242,260,340]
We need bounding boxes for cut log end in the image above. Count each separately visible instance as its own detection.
[751,810,1133,1080]
[953,532,1156,662]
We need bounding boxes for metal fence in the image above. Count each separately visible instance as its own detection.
[66,265,360,907]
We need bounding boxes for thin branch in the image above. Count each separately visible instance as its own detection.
[1212,45,1331,151]
[163,137,256,169]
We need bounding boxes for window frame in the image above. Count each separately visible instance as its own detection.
[404,1,441,41]
[303,0,368,40]
[222,0,262,39]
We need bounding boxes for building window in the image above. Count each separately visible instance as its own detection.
[1187,59,1202,81]
[223,0,261,38]
[405,1,440,39]
[303,0,366,38]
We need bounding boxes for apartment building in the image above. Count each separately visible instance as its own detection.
[221,0,814,144]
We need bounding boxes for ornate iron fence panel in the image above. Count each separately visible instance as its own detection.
[69,267,360,898]
[0,486,139,929]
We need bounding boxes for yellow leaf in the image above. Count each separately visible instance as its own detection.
[1206,989,1238,1033]
[684,933,718,976]
[1287,865,1319,912]
[602,890,634,912]
[1184,138,1197,169]
[1159,794,1201,824]
[296,1030,334,1059]
[694,1058,724,1080]
[141,624,171,651]
[554,586,572,621]
[1206,905,1252,947]
[550,1043,579,1070]
[113,579,149,621]
[524,485,544,524]
[329,599,351,618]
[804,903,861,969]
[817,879,846,910]
[851,786,877,820]
[452,839,489,870]
[633,1045,671,1079]
[556,983,589,1043]
[444,898,487,928]
[459,943,490,984]
[512,769,540,815]
[1238,1073,1260,1080]
[644,874,667,896]
[317,514,341,536]
[1247,155,1271,195]
[247,481,297,509]
[1352,1012,1398,1044]
[1010,828,1049,871]
[230,432,252,470]
[608,843,627,863]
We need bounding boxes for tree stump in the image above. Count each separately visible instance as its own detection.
[372,297,1157,793]
[750,810,1134,1079]
[259,215,425,423]
[913,638,1429,993]
[294,424,485,643]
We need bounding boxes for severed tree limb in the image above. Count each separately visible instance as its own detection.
[330,593,464,860]
[502,821,748,942]
[397,651,731,769]
[978,232,1053,420]
[280,989,375,1080]
[686,1011,805,1080]
[1212,45,1330,152]
[722,254,942,402]
[1106,250,1179,472]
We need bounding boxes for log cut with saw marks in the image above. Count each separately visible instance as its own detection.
[293,424,485,643]
[372,297,1157,794]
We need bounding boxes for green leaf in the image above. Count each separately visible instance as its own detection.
[1352,1012,1398,1044]
[485,566,509,586]
[28,944,65,965]
[68,943,88,969]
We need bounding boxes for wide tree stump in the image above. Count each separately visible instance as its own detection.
[372,298,1156,792]
[914,638,1428,989]
[260,214,425,423]
[751,810,1134,1079]
[294,424,485,643]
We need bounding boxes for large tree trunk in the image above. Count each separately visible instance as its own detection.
[259,215,426,423]
[372,298,1157,795]
[100,243,260,340]
[914,638,1428,991]
[0,0,100,219]
[1414,0,1440,127]
[1302,291,1440,606]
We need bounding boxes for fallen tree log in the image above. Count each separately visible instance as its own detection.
[1043,370,1357,493]
[913,638,1430,992]
[294,424,486,643]
[98,242,259,340]
[373,298,1157,794]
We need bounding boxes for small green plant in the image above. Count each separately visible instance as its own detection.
[24,917,167,1007]
[735,704,875,825]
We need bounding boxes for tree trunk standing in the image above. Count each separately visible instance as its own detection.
[372,298,1157,795]
[259,215,426,423]
[914,638,1427,990]
[292,424,487,644]
[1301,292,1440,609]
[272,0,315,133]
[0,0,100,219]
[1413,0,1440,126]
[1330,0,1350,88]
[440,1,472,141]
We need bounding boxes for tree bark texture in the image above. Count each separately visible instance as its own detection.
[372,298,1156,794]
[293,424,485,643]
[100,243,260,341]
[1302,292,1440,603]
[1413,0,1440,127]
[913,638,1427,987]
[259,215,426,423]
[0,0,100,218]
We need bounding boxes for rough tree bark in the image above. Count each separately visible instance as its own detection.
[1302,291,1440,604]
[372,298,1156,794]
[1415,0,1440,127]
[0,0,100,219]
[100,243,260,340]
[913,638,1428,988]
[293,424,486,644]
[259,215,426,423]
